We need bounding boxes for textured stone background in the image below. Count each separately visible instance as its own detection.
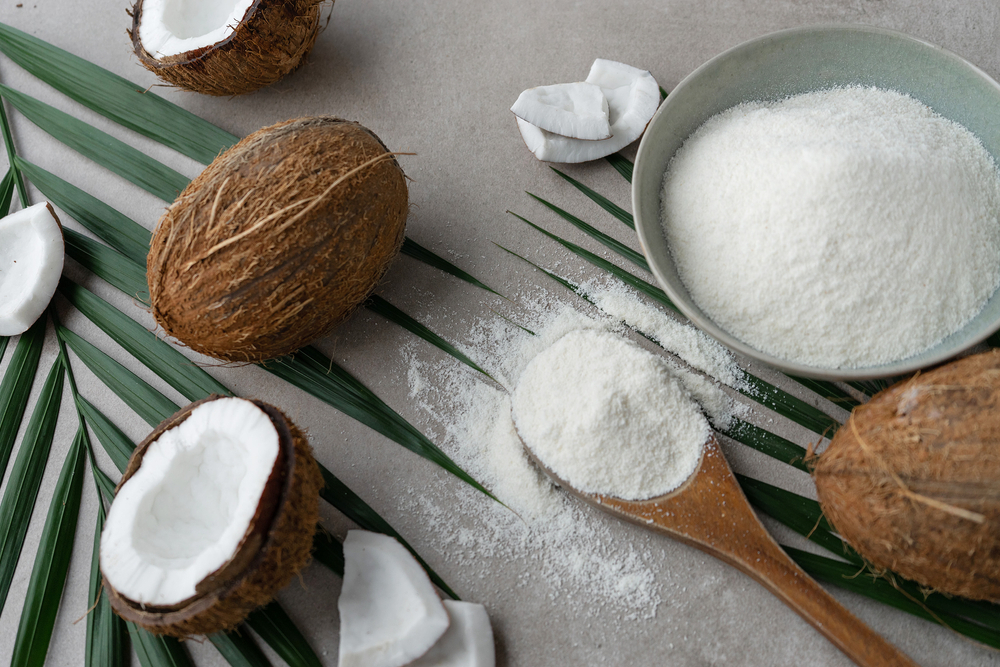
[1,0,999,665]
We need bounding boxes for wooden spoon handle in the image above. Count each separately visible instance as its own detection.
[727,540,920,667]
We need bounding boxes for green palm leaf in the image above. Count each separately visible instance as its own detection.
[63,231,149,302]
[0,166,15,213]
[526,192,649,270]
[312,526,345,576]
[0,22,237,164]
[400,238,505,297]
[366,294,491,379]
[129,623,193,667]
[11,426,86,666]
[246,603,322,667]
[85,491,126,667]
[550,167,633,229]
[208,634,272,667]
[0,357,64,613]
[267,346,495,499]
[0,84,190,201]
[605,153,634,182]
[0,316,45,478]
[320,465,458,599]
[19,157,151,264]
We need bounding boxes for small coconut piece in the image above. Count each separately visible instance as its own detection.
[129,0,324,96]
[0,202,63,336]
[814,349,1000,602]
[147,116,408,362]
[101,395,323,636]
[410,601,496,667]
[516,59,660,163]
[510,82,611,140]
[338,530,450,667]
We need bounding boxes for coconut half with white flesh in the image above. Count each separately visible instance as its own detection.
[410,601,496,667]
[101,395,322,636]
[516,59,660,163]
[0,202,63,336]
[338,530,450,667]
[129,0,324,96]
[510,82,611,140]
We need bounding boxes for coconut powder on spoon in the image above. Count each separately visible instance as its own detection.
[512,328,708,500]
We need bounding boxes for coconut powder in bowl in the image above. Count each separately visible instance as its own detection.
[660,86,1000,369]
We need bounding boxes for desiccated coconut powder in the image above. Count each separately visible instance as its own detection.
[661,86,1000,368]
[512,328,707,500]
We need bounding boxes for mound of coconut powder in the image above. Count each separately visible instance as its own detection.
[512,328,708,500]
[661,86,1000,368]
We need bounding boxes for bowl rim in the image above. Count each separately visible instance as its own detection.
[632,23,1000,381]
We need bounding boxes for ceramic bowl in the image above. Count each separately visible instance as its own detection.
[632,24,1000,381]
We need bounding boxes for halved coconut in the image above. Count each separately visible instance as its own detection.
[100,395,323,636]
[129,0,325,96]
[510,82,611,140]
[0,202,63,336]
[516,59,660,163]
[411,601,496,667]
[338,530,450,667]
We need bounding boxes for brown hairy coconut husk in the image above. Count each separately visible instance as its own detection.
[103,395,323,636]
[814,349,1000,602]
[129,0,324,96]
[147,117,408,362]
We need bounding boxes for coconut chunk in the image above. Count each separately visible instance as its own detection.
[0,202,63,336]
[101,397,281,607]
[516,59,660,163]
[410,601,496,667]
[510,82,611,140]
[338,530,450,667]
[137,0,255,58]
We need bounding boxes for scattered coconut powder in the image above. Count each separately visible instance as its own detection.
[402,280,752,620]
[661,86,1000,368]
[512,328,708,500]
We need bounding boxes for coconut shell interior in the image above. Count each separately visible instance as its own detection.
[104,395,323,636]
[129,0,324,96]
[147,116,408,363]
[814,349,1000,602]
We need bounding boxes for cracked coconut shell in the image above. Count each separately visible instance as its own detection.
[814,350,1000,602]
[129,0,324,96]
[102,395,323,636]
[147,116,408,362]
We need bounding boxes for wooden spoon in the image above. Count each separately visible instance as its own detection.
[516,428,919,667]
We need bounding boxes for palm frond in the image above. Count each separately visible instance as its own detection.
[208,634,272,667]
[10,426,86,666]
[0,84,189,201]
[0,357,64,613]
[129,622,193,667]
[550,167,633,229]
[400,238,505,297]
[0,166,15,213]
[0,22,237,164]
[0,316,46,478]
[85,490,127,667]
[19,157,151,264]
[605,153,633,183]
[366,295,491,380]
[312,526,345,576]
[63,231,149,302]
[320,465,458,599]
[246,604,322,667]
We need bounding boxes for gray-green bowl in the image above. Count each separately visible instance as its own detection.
[633,24,1000,381]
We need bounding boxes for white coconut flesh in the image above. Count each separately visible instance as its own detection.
[516,59,660,163]
[338,530,450,667]
[0,202,63,337]
[138,0,255,58]
[510,82,611,140]
[100,397,280,607]
[410,600,496,667]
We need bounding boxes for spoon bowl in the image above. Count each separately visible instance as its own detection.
[516,425,918,667]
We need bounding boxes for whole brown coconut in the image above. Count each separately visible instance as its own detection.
[147,117,408,362]
[129,0,324,96]
[814,350,1000,602]
[103,395,323,636]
